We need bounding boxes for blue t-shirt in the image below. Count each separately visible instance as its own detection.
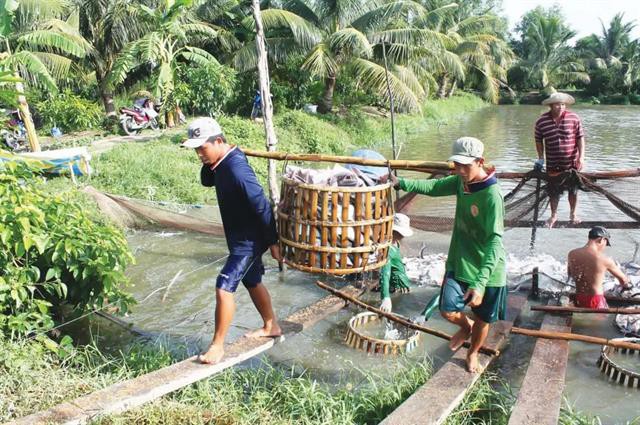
[201,147,278,255]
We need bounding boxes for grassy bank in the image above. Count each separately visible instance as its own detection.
[87,94,486,205]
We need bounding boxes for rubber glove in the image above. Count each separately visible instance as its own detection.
[380,297,392,313]
[534,158,544,172]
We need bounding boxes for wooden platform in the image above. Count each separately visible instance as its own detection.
[9,285,365,425]
[380,294,528,425]
[508,312,573,425]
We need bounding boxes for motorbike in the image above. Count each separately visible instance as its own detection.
[119,98,160,135]
[1,110,28,151]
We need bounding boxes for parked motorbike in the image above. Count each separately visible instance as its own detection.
[119,98,160,135]
[1,109,27,151]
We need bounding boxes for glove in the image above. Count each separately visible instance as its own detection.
[380,297,392,313]
[534,159,544,172]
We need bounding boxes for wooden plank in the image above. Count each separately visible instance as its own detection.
[380,295,527,425]
[508,313,572,425]
[10,285,366,425]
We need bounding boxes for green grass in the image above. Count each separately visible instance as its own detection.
[0,336,176,422]
[96,359,432,425]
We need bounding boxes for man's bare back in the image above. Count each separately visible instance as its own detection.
[567,246,611,295]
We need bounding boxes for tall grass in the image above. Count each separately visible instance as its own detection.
[97,359,432,425]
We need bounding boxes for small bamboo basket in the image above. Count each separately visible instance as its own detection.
[277,178,394,275]
[597,337,640,388]
[345,312,420,355]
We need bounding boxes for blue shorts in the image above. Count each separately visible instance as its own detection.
[216,254,265,293]
[439,273,507,324]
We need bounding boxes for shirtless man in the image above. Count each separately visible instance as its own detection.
[567,226,631,308]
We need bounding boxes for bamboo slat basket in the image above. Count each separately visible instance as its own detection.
[597,337,640,388]
[345,312,420,355]
[277,177,394,275]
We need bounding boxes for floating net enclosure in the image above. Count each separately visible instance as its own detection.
[277,178,394,275]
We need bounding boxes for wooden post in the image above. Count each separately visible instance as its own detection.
[531,266,539,299]
[251,0,279,206]
[3,39,40,152]
[529,175,541,249]
[381,42,399,200]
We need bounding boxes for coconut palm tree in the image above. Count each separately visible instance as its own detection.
[578,13,636,69]
[236,0,429,113]
[511,9,589,93]
[1,0,89,150]
[110,0,222,125]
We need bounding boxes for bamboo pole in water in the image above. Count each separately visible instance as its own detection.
[315,280,499,356]
[511,327,640,351]
[532,305,640,315]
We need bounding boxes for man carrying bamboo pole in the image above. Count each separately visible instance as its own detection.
[567,226,631,309]
[385,137,507,373]
[182,117,282,364]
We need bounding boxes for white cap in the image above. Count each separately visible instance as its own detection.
[393,213,413,237]
[542,92,575,105]
[182,117,223,148]
[448,137,484,165]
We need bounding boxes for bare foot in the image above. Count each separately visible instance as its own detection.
[449,323,473,351]
[546,215,558,229]
[246,322,282,338]
[466,352,483,373]
[198,344,224,364]
[570,215,581,225]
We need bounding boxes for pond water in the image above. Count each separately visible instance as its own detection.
[117,105,640,423]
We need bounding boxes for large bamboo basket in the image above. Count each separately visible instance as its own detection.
[597,337,640,388]
[277,178,394,275]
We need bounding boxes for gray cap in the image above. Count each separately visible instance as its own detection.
[448,137,484,164]
[182,117,223,148]
[588,226,611,246]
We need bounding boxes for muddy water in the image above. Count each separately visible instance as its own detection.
[119,105,640,422]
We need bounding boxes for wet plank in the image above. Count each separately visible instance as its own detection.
[507,313,573,425]
[380,294,527,425]
[9,285,365,425]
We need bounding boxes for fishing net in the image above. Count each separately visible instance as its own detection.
[399,169,640,231]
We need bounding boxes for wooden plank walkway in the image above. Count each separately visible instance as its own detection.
[380,294,528,425]
[508,312,573,425]
[9,285,365,425]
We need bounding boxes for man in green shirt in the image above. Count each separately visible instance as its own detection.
[379,213,414,313]
[387,137,507,373]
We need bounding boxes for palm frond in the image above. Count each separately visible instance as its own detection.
[328,28,372,58]
[2,50,57,92]
[178,46,221,67]
[18,30,88,58]
[301,42,337,77]
[248,9,322,50]
[350,58,420,112]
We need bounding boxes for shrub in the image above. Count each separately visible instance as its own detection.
[36,90,103,133]
[174,64,237,116]
[0,162,134,337]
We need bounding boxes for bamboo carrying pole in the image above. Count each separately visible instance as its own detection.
[242,149,640,180]
[532,305,640,315]
[243,148,453,171]
[511,327,640,351]
[315,280,499,356]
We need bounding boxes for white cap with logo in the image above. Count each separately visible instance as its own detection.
[448,137,484,165]
[182,117,223,148]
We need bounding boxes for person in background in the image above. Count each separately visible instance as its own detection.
[567,226,631,309]
[378,213,414,313]
[182,117,282,364]
[251,90,262,121]
[385,137,507,373]
[534,92,586,228]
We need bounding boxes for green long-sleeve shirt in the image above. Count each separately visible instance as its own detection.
[399,174,506,293]
[379,244,411,299]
